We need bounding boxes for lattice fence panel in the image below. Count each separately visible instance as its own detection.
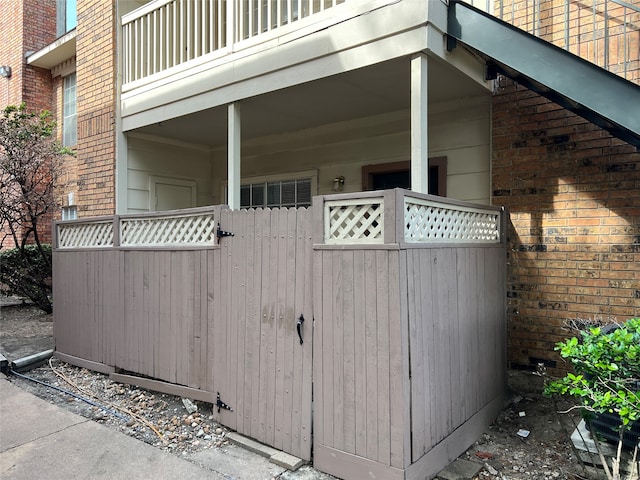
[120,213,216,247]
[57,221,114,248]
[405,198,501,243]
[325,198,384,244]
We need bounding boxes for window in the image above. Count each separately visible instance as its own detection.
[225,172,317,209]
[241,178,312,208]
[362,157,447,196]
[62,206,77,220]
[63,73,77,147]
[57,0,77,36]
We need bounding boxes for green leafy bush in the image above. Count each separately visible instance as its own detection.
[0,244,52,313]
[544,318,639,479]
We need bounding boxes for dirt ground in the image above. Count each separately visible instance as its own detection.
[0,303,620,479]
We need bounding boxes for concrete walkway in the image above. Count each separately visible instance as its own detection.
[0,378,331,480]
[0,378,230,479]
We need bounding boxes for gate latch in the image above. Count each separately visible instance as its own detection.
[296,314,305,345]
[217,223,234,241]
[216,392,233,413]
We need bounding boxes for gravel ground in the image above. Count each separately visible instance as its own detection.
[0,304,621,479]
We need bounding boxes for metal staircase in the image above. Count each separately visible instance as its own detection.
[448,0,640,147]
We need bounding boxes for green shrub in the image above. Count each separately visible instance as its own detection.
[0,244,52,313]
[544,318,639,479]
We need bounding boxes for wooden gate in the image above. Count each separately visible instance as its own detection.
[53,206,314,461]
[213,208,313,460]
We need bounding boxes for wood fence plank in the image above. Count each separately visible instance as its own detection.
[150,252,160,381]
[211,239,225,411]
[280,208,298,454]
[417,250,435,452]
[217,209,231,424]
[205,249,216,393]
[352,249,367,458]
[243,208,257,438]
[312,232,325,448]
[364,249,378,460]
[257,208,271,442]
[248,209,262,440]
[291,209,305,457]
[376,250,391,465]
[265,208,281,446]
[230,209,245,432]
[299,207,313,460]
[341,249,356,455]
[157,251,172,382]
[321,250,334,448]
[332,250,344,452]
[449,249,463,429]
[274,208,288,451]
[409,249,425,461]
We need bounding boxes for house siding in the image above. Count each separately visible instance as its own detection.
[492,76,640,375]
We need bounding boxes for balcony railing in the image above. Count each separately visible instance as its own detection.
[320,189,504,245]
[56,207,219,249]
[496,0,640,82]
[121,0,348,87]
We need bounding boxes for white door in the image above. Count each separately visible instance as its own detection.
[150,176,196,211]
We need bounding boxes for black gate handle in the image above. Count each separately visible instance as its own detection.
[296,314,305,345]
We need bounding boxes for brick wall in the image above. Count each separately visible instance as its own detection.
[75,0,116,216]
[492,76,640,375]
[1,0,56,249]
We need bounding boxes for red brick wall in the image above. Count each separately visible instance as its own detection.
[0,0,55,110]
[75,0,116,216]
[1,0,56,248]
[492,76,640,375]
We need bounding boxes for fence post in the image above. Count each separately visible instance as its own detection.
[311,195,325,245]
[113,215,121,247]
[383,189,397,244]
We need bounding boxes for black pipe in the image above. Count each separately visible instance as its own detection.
[9,369,129,421]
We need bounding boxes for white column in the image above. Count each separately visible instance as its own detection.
[411,53,429,194]
[228,102,241,210]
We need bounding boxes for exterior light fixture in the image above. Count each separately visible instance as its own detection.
[332,175,345,192]
[0,66,11,78]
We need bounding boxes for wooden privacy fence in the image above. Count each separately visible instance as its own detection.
[54,205,313,460]
[53,189,506,480]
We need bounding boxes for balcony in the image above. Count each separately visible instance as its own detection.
[121,0,400,90]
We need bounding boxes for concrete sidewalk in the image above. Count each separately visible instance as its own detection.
[0,378,229,479]
[0,377,325,480]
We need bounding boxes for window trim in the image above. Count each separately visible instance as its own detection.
[361,157,447,196]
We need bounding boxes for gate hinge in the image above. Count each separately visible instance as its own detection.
[216,392,233,413]
[217,223,235,241]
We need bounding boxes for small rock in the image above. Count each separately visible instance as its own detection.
[484,463,498,475]
[204,435,212,441]
[196,429,204,437]
[215,427,223,435]
[182,398,198,414]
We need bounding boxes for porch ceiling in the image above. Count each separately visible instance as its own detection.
[132,55,488,148]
